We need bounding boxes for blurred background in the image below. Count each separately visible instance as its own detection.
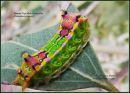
[1,1,129,92]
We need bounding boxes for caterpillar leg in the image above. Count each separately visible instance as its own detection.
[43,76,51,84]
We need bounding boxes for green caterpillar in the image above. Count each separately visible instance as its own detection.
[13,11,90,90]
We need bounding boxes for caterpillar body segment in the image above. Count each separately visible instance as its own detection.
[13,11,90,90]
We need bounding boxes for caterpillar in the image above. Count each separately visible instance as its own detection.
[13,11,90,90]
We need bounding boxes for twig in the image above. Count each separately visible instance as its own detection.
[99,80,119,92]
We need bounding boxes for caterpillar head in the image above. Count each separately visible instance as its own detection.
[61,11,81,30]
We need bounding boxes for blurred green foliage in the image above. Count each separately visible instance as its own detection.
[92,1,128,38]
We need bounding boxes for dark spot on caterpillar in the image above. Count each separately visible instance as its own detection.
[24,75,29,79]
[17,68,22,74]
[61,11,67,17]
[32,63,41,71]
[76,15,81,22]
[60,29,69,37]
[39,59,43,62]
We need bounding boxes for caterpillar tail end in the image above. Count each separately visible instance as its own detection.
[12,76,25,91]
[12,76,19,85]
[22,81,29,91]
[12,75,29,91]
[22,82,28,91]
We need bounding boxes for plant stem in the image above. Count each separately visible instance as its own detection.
[99,80,119,92]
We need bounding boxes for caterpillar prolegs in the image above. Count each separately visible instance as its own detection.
[13,11,90,90]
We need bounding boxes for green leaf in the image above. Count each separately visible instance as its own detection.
[1,4,119,92]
